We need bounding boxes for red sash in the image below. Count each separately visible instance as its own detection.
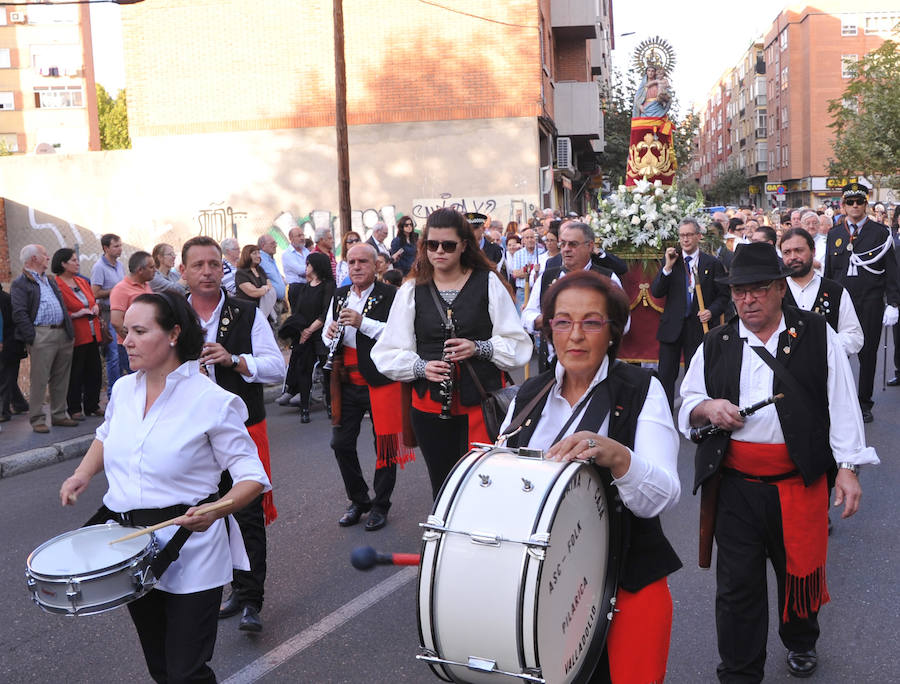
[724,441,830,621]
[410,366,494,447]
[246,419,277,525]
[606,577,672,684]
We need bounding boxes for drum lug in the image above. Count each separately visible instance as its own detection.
[478,474,492,487]
[607,595,619,621]
[526,533,550,560]
[131,562,153,591]
[66,580,81,610]
[521,478,534,492]
[420,515,446,541]
[470,532,500,546]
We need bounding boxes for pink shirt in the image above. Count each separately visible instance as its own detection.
[109,278,152,342]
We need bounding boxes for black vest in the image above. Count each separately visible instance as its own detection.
[507,362,682,592]
[214,295,265,427]
[413,270,500,406]
[783,277,843,332]
[693,306,833,492]
[332,281,396,387]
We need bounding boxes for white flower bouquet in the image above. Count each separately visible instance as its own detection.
[589,180,707,256]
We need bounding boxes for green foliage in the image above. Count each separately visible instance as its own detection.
[0,139,12,156]
[673,110,700,183]
[705,167,748,206]
[96,84,131,150]
[827,40,900,192]
[598,68,639,187]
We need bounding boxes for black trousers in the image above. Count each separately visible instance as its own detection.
[411,407,471,499]
[127,586,222,684]
[714,475,820,683]
[657,318,703,410]
[67,341,102,415]
[855,297,884,410]
[0,355,28,417]
[892,321,900,376]
[331,382,396,512]
[285,342,329,410]
[219,472,267,611]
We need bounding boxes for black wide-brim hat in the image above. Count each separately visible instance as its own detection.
[715,242,793,285]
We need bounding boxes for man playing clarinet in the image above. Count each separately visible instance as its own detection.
[323,243,413,531]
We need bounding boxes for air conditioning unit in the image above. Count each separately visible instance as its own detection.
[556,137,575,175]
[9,12,26,23]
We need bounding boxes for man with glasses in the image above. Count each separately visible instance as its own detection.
[522,222,623,370]
[651,219,730,409]
[824,182,899,423]
[510,228,544,309]
[680,241,877,682]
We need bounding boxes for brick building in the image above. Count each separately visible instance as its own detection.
[696,68,732,192]
[119,0,613,220]
[0,4,99,155]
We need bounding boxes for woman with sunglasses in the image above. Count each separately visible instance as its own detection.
[390,217,418,276]
[373,208,532,497]
[499,270,681,684]
[336,231,362,287]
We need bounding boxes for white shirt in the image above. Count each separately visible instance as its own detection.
[282,246,310,285]
[678,316,879,467]
[190,291,286,385]
[522,262,624,334]
[372,271,533,380]
[813,234,827,276]
[497,356,680,518]
[787,275,864,355]
[96,361,272,594]
[321,282,386,349]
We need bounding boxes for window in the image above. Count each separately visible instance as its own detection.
[782,145,789,168]
[841,14,858,35]
[0,133,18,152]
[717,136,723,154]
[841,55,858,79]
[781,66,788,90]
[0,49,9,69]
[0,92,14,110]
[780,30,788,50]
[31,44,82,74]
[33,85,83,108]
[864,12,900,35]
[781,106,788,126]
[775,146,781,166]
[757,111,767,138]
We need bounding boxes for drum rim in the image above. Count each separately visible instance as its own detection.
[26,523,154,579]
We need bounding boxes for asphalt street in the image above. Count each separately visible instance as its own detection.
[2,361,899,683]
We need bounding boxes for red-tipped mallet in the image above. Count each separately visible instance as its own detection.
[350,546,420,571]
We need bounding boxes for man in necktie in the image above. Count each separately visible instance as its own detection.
[824,182,900,423]
[651,219,730,410]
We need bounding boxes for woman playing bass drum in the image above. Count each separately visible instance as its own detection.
[499,270,682,683]
[372,208,532,498]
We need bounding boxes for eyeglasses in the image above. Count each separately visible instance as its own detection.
[400,222,413,228]
[731,281,776,300]
[844,198,867,207]
[346,238,360,244]
[425,240,460,253]
[549,317,609,333]
[678,232,699,238]
[559,240,589,249]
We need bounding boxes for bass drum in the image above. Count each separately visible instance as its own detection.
[417,446,623,684]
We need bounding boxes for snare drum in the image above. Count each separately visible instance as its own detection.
[417,446,623,684]
[26,524,158,616]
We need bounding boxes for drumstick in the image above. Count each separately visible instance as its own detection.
[108,499,234,545]
[350,546,420,570]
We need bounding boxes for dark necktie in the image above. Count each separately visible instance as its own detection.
[849,224,858,244]
[684,255,693,317]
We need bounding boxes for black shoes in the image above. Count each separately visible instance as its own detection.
[218,592,241,619]
[339,503,370,527]
[786,649,817,678]
[239,605,262,632]
[365,509,388,531]
[300,409,311,423]
[862,409,874,423]
[888,375,900,387]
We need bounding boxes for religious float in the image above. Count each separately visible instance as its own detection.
[589,37,708,362]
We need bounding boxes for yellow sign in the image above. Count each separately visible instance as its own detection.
[765,183,784,193]
[749,185,759,194]
[825,176,858,188]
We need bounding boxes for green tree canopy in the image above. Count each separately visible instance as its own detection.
[827,39,900,191]
[96,84,131,150]
[706,167,748,206]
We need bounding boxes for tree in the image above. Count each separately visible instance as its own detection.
[827,39,900,193]
[672,110,700,185]
[96,84,131,150]
[0,139,12,156]
[706,167,748,206]
[598,68,639,187]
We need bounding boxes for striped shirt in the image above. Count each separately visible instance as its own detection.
[29,270,65,326]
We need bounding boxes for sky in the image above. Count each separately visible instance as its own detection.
[88,1,791,108]
[611,0,790,112]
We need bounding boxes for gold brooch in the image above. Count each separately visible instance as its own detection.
[835,238,843,247]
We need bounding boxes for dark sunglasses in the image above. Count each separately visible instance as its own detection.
[346,238,361,244]
[425,239,460,253]
[844,198,867,206]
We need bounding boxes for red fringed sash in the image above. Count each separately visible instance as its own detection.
[724,441,830,621]
[246,419,277,525]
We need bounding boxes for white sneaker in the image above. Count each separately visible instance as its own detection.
[288,393,304,407]
[275,392,292,406]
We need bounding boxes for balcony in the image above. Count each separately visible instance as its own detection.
[551,0,598,39]
[755,161,768,174]
[590,33,609,76]
[554,81,602,138]
[755,128,767,139]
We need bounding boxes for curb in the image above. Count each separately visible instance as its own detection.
[0,385,284,481]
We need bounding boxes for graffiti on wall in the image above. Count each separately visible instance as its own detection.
[411,194,539,226]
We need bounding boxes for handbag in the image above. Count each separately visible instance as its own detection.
[463,362,519,443]
[98,316,113,346]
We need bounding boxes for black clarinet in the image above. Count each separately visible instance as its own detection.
[323,295,349,371]
[438,308,455,420]
[689,393,784,443]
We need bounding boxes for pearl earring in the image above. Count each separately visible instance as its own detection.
[170,342,175,347]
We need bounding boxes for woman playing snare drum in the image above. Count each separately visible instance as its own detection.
[59,293,270,684]
[499,270,681,683]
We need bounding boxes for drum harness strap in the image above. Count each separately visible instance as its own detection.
[552,379,611,445]
[84,492,219,580]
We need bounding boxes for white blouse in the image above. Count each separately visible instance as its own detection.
[498,356,681,519]
[371,271,533,381]
[96,361,272,594]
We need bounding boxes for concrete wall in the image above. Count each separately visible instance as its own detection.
[0,116,540,275]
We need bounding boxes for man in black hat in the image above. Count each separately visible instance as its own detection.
[466,212,502,265]
[679,242,877,682]
[824,182,899,422]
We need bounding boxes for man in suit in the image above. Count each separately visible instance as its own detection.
[366,221,395,265]
[825,182,900,422]
[0,283,29,421]
[466,212,503,265]
[651,219,730,409]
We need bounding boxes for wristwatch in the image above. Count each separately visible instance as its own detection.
[837,462,859,475]
[230,354,240,369]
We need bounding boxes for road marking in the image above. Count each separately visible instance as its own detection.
[222,566,418,684]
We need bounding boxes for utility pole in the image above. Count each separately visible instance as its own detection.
[333,0,351,237]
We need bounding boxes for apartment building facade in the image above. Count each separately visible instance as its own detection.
[0,4,99,155]
[119,0,613,221]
